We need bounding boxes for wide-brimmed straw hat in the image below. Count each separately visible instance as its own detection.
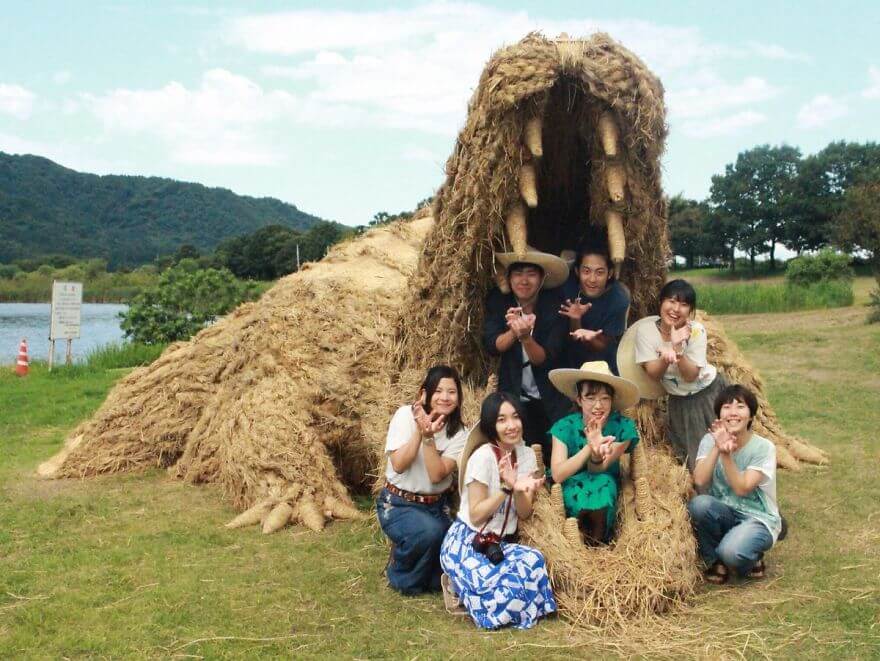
[549,360,640,411]
[457,423,493,495]
[616,316,666,400]
[495,247,569,289]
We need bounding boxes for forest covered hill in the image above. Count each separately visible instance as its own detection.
[0,152,327,267]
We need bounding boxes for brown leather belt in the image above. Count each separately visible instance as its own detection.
[384,481,445,505]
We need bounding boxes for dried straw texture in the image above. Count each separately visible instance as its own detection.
[396,32,668,379]
[520,421,699,627]
[39,217,437,530]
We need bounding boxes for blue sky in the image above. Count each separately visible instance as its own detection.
[2,1,878,226]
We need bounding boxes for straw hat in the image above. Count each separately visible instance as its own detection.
[549,360,640,411]
[616,316,666,400]
[457,423,494,495]
[495,247,569,289]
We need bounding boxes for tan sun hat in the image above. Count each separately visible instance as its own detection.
[495,247,569,289]
[549,360,640,411]
[616,315,666,400]
[457,423,493,496]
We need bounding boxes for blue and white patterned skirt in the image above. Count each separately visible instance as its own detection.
[440,518,557,630]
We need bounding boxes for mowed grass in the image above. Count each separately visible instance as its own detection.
[2,307,880,657]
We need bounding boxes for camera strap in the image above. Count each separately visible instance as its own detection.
[476,444,517,538]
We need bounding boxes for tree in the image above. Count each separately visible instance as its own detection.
[667,195,719,268]
[836,179,880,321]
[789,142,880,254]
[709,145,801,269]
[120,265,255,344]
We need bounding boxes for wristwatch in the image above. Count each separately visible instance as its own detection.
[501,485,513,495]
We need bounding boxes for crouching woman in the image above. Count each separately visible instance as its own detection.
[440,392,557,629]
[688,384,782,584]
[377,365,468,595]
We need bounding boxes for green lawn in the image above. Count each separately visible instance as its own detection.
[1,308,879,658]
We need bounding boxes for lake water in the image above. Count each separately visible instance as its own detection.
[0,303,128,364]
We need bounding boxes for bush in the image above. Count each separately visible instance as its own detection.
[696,280,853,315]
[119,265,257,344]
[785,250,854,287]
[0,264,19,279]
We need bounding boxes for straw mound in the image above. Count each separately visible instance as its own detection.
[39,217,435,531]
[521,439,699,626]
[38,32,827,627]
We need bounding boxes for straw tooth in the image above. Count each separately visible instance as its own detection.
[261,501,294,534]
[296,493,326,532]
[504,200,529,255]
[519,162,538,208]
[225,497,276,529]
[563,517,582,545]
[606,209,626,276]
[550,482,564,512]
[524,116,543,158]
[606,163,627,203]
[634,477,656,520]
[598,111,620,157]
[494,268,511,294]
[531,444,545,477]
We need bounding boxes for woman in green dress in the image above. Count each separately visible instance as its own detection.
[548,361,640,544]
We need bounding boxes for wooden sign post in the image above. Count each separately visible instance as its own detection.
[49,281,83,370]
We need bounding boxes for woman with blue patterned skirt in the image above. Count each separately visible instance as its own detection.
[439,392,557,630]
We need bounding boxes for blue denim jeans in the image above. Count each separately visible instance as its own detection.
[687,494,773,576]
[376,488,452,595]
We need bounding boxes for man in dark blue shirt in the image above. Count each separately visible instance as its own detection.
[559,242,630,375]
[483,249,570,465]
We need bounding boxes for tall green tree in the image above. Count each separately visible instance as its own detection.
[709,144,801,269]
[836,178,880,322]
[667,195,717,268]
[789,142,880,254]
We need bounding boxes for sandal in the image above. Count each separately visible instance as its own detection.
[704,562,729,585]
[441,574,467,615]
[748,559,766,579]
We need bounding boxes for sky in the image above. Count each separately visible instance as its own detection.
[1,1,879,227]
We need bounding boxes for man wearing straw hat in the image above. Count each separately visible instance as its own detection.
[483,248,570,466]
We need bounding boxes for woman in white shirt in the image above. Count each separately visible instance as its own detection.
[439,392,557,629]
[377,365,468,595]
[628,279,726,471]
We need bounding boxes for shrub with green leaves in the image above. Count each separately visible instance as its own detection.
[785,250,854,287]
[120,265,257,344]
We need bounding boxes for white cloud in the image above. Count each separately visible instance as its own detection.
[681,110,766,138]
[233,5,781,137]
[747,42,810,62]
[796,95,848,129]
[81,69,297,165]
[0,83,36,119]
[667,75,779,120]
[863,65,880,99]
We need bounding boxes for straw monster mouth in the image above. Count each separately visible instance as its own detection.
[500,74,628,280]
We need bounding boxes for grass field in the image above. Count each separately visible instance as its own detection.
[1,305,879,658]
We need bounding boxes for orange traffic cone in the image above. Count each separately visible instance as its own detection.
[15,338,29,376]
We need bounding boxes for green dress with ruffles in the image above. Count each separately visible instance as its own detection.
[550,410,639,535]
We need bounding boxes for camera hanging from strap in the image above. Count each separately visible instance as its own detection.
[476,444,517,538]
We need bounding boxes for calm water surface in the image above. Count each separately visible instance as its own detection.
[0,303,127,364]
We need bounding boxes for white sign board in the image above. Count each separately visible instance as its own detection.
[50,281,83,340]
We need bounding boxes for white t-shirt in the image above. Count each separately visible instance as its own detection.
[458,442,538,536]
[634,317,717,396]
[384,405,467,494]
[695,433,782,541]
[520,345,541,400]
